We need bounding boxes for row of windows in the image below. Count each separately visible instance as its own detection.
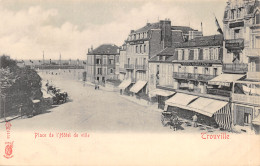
[127,57,147,66]
[127,44,147,54]
[224,8,259,25]
[136,44,147,54]
[97,68,114,75]
[177,66,218,76]
[129,32,148,40]
[96,58,114,65]
[177,48,221,61]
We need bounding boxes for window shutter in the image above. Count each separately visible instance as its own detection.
[199,49,203,60]
[189,50,194,60]
[219,47,223,60]
[236,106,244,126]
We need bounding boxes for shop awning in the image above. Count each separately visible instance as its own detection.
[187,97,229,117]
[118,79,132,89]
[208,74,245,86]
[149,89,175,97]
[252,115,260,125]
[130,80,147,93]
[165,93,199,110]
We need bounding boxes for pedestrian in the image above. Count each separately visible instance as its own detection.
[192,113,198,127]
[97,85,99,90]
[173,116,179,131]
[95,85,97,90]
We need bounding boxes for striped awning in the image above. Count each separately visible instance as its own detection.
[118,79,132,89]
[149,89,175,97]
[130,80,147,93]
[165,93,199,110]
[187,97,229,117]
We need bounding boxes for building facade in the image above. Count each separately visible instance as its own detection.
[119,19,195,96]
[220,0,260,133]
[87,44,119,84]
[119,43,127,81]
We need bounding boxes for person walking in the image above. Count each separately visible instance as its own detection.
[192,113,198,127]
[173,116,179,131]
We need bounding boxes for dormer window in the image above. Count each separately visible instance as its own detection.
[231,9,235,19]
[237,8,242,18]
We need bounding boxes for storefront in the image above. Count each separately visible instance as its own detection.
[164,92,231,129]
[118,79,132,95]
[130,80,147,97]
[149,89,175,109]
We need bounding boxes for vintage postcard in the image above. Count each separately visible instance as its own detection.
[0,0,260,165]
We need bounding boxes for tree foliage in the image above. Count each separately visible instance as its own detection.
[0,55,42,117]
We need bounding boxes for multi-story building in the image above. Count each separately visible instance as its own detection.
[118,19,195,97]
[118,43,127,81]
[148,47,177,109]
[212,0,260,133]
[86,44,119,84]
[149,34,234,130]
[173,35,224,95]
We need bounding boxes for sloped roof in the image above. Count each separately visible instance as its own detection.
[134,23,160,33]
[175,34,224,48]
[171,26,194,34]
[88,44,119,55]
[149,47,178,62]
[157,47,176,56]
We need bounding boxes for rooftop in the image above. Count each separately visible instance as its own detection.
[175,34,224,48]
[88,44,119,55]
[171,26,194,34]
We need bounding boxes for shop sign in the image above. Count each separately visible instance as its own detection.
[180,62,212,67]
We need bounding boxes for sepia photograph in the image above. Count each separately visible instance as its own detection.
[0,0,260,165]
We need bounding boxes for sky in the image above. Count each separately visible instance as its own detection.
[0,0,227,60]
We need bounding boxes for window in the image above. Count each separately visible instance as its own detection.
[184,49,189,60]
[213,68,217,76]
[194,67,198,74]
[178,50,183,60]
[97,68,102,74]
[136,45,138,53]
[103,68,107,75]
[204,67,209,75]
[234,29,240,39]
[96,59,101,64]
[110,69,113,74]
[143,58,146,66]
[237,8,242,18]
[103,56,107,64]
[134,34,136,40]
[203,48,209,60]
[109,59,114,64]
[214,48,219,60]
[194,49,199,60]
[231,9,235,19]
[144,45,146,53]
[140,45,142,53]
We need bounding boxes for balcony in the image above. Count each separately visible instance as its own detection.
[232,93,260,106]
[225,39,244,49]
[244,48,260,57]
[124,64,134,70]
[173,72,215,82]
[222,63,248,74]
[119,68,126,73]
[207,88,231,97]
[135,65,147,71]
